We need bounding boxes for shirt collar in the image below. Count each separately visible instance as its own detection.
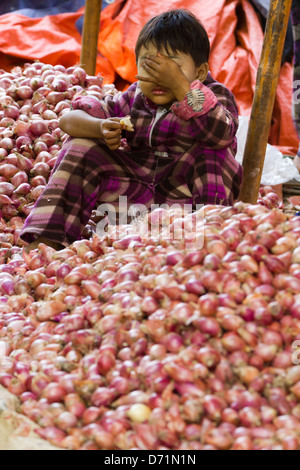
[144,96,159,110]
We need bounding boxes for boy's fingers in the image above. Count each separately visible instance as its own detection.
[108,142,121,150]
[103,126,121,135]
[147,54,164,64]
[107,121,122,129]
[102,117,123,131]
[110,117,123,123]
[106,137,121,147]
[135,75,155,82]
[144,58,158,68]
[106,134,121,145]
[143,60,161,73]
[103,132,121,146]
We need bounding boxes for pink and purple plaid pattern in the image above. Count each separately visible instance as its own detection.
[20,74,243,245]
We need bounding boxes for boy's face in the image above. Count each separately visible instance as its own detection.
[137,44,207,107]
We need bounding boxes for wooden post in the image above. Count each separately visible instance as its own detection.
[80,0,103,76]
[239,0,292,204]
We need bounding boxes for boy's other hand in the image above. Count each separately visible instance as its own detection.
[100,117,123,150]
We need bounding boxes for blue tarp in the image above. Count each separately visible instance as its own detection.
[0,0,116,37]
[0,0,114,17]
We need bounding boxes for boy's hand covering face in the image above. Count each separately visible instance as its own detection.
[135,48,206,106]
[136,53,186,90]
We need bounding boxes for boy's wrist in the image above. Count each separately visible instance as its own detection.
[171,80,218,120]
[172,77,191,102]
[98,119,105,139]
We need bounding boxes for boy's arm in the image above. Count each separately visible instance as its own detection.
[70,85,136,119]
[59,110,125,150]
[59,109,104,138]
[59,85,137,141]
[171,79,239,150]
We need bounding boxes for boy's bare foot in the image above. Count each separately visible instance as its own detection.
[23,237,64,253]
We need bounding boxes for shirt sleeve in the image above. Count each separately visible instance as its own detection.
[71,83,137,119]
[170,79,239,150]
[71,94,109,118]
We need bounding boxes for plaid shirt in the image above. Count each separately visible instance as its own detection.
[72,73,243,205]
[20,74,243,246]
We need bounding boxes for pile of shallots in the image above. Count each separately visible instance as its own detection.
[1,63,300,451]
[0,62,114,225]
[0,199,300,450]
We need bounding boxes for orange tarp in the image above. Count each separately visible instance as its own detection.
[0,0,298,154]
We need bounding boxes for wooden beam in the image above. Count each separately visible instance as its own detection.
[80,0,103,76]
[239,0,292,203]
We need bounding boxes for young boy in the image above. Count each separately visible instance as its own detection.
[20,9,243,250]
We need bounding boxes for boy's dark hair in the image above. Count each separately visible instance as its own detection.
[135,9,210,66]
